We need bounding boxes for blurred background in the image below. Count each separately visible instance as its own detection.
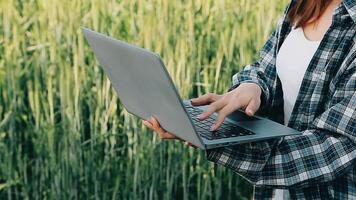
[0,0,288,199]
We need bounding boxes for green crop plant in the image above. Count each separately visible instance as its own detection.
[0,0,288,199]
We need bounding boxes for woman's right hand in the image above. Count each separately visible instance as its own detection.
[191,82,262,131]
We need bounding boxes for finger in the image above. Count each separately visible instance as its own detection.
[160,131,178,139]
[191,93,221,106]
[185,142,197,148]
[143,120,154,129]
[150,117,161,130]
[198,99,226,120]
[145,118,164,135]
[150,117,178,139]
[144,119,165,137]
[210,102,243,131]
[150,117,166,134]
[245,98,260,116]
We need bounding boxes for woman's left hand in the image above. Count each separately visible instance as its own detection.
[143,116,178,139]
[143,116,196,148]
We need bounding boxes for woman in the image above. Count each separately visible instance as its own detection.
[143,0,356,199]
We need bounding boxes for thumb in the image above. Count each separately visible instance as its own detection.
[245,98,260,116]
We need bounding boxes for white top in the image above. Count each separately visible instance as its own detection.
[273,27,321,199]
[276,27,321,125]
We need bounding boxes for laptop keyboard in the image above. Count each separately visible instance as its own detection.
[184,104,255,140]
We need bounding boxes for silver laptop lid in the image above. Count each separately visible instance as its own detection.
[82,28,205,149]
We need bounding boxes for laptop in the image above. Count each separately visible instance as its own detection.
[82,28,301,149]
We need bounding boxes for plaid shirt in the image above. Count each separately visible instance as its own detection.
[206,0,356,199]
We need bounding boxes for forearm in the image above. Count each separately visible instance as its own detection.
[206,138,280,184]
[206,129,356,189]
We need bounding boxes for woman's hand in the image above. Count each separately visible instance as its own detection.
[142,82,262,145]
[143,117,178,139]
[191,83,262,131]
[143,117,196,147]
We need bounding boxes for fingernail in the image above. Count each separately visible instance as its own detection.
[197,114,202,120]
[210,125,215,131]
[247,110,253,115]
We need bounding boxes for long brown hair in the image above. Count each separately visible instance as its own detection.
[288,0,333,28]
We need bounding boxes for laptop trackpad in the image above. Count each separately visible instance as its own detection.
[227,110,260,122]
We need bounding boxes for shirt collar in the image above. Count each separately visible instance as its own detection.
[343,0,356,24]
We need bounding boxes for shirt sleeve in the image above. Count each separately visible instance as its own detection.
[206,63,356,188]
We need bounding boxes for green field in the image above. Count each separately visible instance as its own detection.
[0,0,288,199]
